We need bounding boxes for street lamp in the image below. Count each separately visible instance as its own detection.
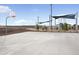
[5,11,16,35]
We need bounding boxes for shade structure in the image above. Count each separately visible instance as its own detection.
[52,14,75,19]
[38,20,50,24]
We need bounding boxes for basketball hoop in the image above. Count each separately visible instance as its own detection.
[9,11,16,19]
[5,11,16,35]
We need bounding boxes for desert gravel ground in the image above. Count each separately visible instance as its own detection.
[0,32,79,55]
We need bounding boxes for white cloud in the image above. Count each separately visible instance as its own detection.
[12,19,35,25]
[14,19,27,25]
[0,5,12,13]
[0,23,4,25]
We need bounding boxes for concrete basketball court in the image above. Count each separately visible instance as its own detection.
[0,32,79,55]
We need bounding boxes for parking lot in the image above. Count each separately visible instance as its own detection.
[0,32,79,55]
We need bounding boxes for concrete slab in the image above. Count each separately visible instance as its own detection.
[0,32,79,55]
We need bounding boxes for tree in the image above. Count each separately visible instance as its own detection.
[63,23,68,30]
[36,24,39,31]
[67,24,72,30]
[72,24,76,30]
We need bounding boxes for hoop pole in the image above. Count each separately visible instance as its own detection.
[5,16,9,35]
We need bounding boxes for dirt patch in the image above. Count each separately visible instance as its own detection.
[0,27,35,36]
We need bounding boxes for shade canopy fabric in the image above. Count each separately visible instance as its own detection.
[38,20,50,24]
[52,14,76,19]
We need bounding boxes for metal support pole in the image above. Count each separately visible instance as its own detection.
[49,15,51,31]
[75,12,78,32]
[5,17,8,35]
[61,18,63,31]
[50,4,52,31]
[36,16,39,31]
[55,18,56,30]
[37,16,39,23]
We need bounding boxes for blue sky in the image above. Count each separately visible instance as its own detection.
[0,4,79,26]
